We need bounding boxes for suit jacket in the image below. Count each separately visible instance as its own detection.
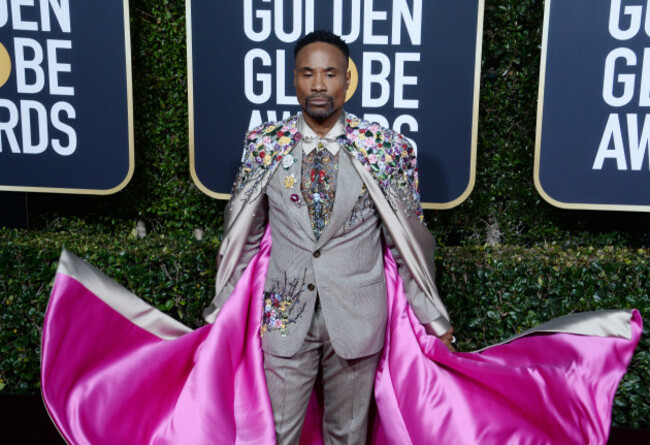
[203,112,452,358]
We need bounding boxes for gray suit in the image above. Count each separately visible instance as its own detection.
[262,141,388,359]
[204,112,452,443]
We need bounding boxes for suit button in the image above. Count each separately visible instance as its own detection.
[307,283,315,291]
[313,250,321,258]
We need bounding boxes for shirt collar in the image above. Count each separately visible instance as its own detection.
[299,113,345,155]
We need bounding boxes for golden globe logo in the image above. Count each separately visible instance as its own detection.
[346,57,358,102]
[0,42,10,87]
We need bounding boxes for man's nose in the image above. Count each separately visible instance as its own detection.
[311,74,326,92]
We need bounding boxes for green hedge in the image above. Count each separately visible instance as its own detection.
[0,229,648,428]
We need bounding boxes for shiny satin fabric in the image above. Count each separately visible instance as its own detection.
[42,230,641,444]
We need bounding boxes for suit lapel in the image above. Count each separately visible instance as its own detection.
[276,145,317,242]
[315,149,363,249]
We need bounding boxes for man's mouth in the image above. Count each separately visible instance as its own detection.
[307,95,332,107]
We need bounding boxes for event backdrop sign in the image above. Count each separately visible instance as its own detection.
[536,0,650,211]
[188,0,483,209]
[0,0,133,194]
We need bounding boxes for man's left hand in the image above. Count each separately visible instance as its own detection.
[423,323,456,352]
[437,327,455,352]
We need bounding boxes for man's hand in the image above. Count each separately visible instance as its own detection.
[437,327,456,352]
[423,324,456,352]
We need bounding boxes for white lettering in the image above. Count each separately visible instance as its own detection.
[594,114,628,170]
[243,0,271,42]
[603,47,636,107]
[11,0,38,31]
[0,99,20,153]
[40,0,71,33]
[274,0,301,43]
[626,113,650,170]
[609,0,643,40]
[363,0,388,44]
[50,101,76,155]
[392,0,422,45]
[362,52,390,107]
[47,39,73,95]
[638,48,650,106]
[333,0,361,43]
[244,48,272,104]
[304,0,314,34]
[248,109,263,133]
[14,37,45,93]
[0,1,8,28]
[275,50,297,105]
[20,99,48,154]
[394,52,419,108]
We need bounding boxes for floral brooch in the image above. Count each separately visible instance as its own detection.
[284,174,296,189]
[281,154,296,170]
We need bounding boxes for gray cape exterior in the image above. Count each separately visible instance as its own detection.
[203,112,452,336]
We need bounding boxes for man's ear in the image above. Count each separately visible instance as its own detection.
[293,69,298,88]
[345,68,351,90]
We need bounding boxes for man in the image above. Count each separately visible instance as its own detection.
[203,30,454,443]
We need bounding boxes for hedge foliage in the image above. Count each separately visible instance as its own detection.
[0,229,648,428]
[1,0,649,431]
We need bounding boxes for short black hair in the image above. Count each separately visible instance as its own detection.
[294,30,350,62]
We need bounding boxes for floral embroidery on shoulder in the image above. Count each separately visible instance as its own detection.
[231,115,301,203]
[339,114,424,222]
[260,272,307,337]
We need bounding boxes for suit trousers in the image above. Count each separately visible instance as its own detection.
[263,298,381,444]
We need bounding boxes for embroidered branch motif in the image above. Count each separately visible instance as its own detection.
[346,184,374,230]
[260,272,307,337]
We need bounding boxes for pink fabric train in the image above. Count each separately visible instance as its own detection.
[41,230,642,444]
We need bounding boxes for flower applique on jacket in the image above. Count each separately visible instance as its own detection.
[231,115,301,203]
[260,272,307,337]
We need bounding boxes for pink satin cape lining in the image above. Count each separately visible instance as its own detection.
[41,229,642,444]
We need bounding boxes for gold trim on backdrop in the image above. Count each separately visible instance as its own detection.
[0,0,135,196]
[186,0,231,200]
[423,0,484,210]
[534,0,650,212]
[187,1,485,208]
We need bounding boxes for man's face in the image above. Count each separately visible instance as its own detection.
[294,42,350,122]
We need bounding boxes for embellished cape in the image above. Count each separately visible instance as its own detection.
[206,112,452,335]
[42,228,641,444]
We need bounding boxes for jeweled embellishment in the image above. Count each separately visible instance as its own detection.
[290,193,300,204]
[340,115,424,221]
[284,174,296,189]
